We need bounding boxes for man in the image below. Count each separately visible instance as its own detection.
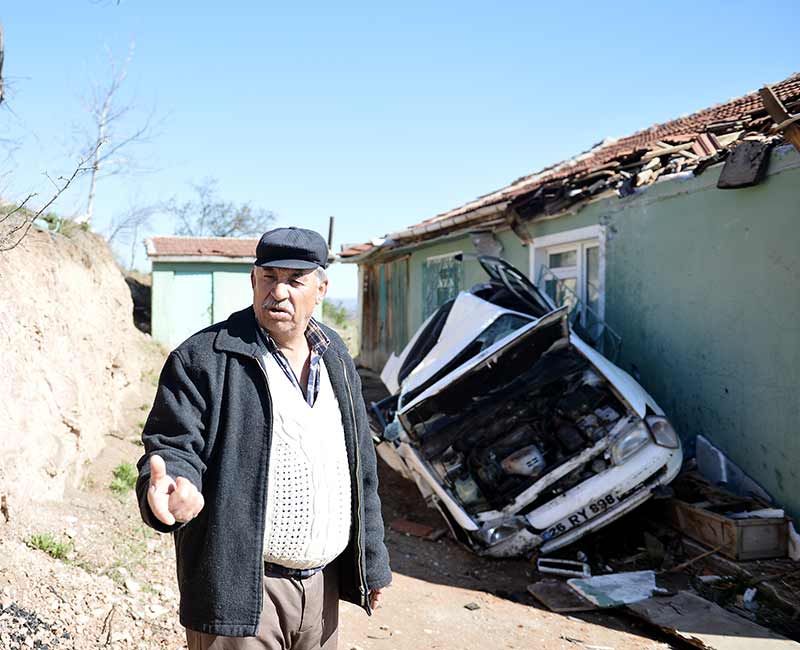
[136,227,391,650]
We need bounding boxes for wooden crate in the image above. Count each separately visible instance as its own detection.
[665,498,789,561]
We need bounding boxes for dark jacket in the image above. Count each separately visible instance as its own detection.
[135,307,391,637]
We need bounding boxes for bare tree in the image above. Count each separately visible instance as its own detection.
[168,178,275,238]
[106,202,157,272]
[79,43,156,226]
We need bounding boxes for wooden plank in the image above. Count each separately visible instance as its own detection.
[641,142,695,161]
[527,580,597,613]
[760,85,800,153]
[627,591,799,650]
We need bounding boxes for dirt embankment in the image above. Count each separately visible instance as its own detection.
[0,228,160,505]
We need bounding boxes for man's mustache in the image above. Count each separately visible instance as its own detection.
[262,299,294,315]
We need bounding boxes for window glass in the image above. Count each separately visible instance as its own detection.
[584,246,601,334]
[422,256,463,319]
[548,250,577,268]
[545,276,578,311]
[585,246,599,313]
[476,314,531,351]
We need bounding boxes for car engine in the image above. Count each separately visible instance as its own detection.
[425,347,627,514]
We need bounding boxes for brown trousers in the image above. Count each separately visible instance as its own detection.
[186,566,339,650]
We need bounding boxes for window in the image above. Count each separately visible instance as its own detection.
[530,225,605,329]
[422,253,463,319]
[543,241,600,326]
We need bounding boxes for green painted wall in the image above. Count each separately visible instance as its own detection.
[151,261,253,349]
[388,146,800,519]
[404,229,529,336]
[600,149,800,521]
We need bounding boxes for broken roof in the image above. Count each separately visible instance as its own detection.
[146,236,258,260]
[341,73,800,260]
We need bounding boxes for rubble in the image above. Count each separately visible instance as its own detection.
[537,558,591,579]
[527,580,596,613]
[566,571,664,609]
[340,74,800,262]
[626,591,798,650]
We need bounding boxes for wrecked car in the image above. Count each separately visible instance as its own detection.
[372,256,682,558]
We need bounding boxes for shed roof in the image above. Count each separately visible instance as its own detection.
[341,73,800,261]
[146,236,258,260]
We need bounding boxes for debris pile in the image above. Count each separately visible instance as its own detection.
[340,73,800,257]
[526,471,800,647]
[508,81,800,222]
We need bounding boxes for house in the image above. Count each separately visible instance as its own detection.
[145,236,258,349]
[340,73,800,520]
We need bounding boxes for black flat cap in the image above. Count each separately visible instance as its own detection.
[255,227,329,269]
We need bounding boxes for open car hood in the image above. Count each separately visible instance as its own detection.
[397,293,520,399]
[478,255,554,315]
[399,306,569,426]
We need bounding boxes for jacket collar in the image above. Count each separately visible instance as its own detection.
[214,307,347,363]
[213,307,264,359]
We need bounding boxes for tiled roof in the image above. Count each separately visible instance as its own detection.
[145,236,258,259]
[340,72,800,260]
[339,242,375,257]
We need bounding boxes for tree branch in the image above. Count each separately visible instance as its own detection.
[0,145,99,252]
[0,18,5,105]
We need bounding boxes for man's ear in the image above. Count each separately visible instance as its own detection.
[316,277,329,304]
[250,267,256,289]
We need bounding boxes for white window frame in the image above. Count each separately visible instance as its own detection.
[422,250,463,318]
[425,250,463,262]
[529,224,606,323]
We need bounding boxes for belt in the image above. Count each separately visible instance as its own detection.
[264,562,325,579]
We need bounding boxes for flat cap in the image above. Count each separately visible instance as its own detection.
[255,227,329,269]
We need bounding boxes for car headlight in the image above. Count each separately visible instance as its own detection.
[475,518,527,546]
[611,423,650,464]
[645,415,680,449]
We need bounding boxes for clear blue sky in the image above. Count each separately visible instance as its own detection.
[1,1,798,298]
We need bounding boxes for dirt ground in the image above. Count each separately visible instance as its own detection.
[0,353,696,650]
[339,459,683,650]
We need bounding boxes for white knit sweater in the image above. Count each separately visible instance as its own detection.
[261,353,352,569]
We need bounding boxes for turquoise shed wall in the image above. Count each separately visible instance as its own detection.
[151,261,253,349]
[360,146,800,519]
[213,268,254,322]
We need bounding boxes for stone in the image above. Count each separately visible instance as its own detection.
[124,578,141,594]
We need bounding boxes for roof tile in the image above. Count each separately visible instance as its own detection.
[146,236,258,259]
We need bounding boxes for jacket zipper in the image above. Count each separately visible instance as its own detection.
[340,356,369,611]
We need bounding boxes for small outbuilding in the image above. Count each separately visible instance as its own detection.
[145,236,258,349]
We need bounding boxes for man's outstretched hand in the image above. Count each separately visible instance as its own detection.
[147,455,205,525]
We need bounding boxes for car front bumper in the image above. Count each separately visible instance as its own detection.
[528,441,683,554]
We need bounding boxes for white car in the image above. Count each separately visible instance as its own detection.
[372,257,682,558]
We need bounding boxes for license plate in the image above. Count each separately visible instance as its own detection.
[542,493,618,541]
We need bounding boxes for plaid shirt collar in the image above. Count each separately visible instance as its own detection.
[257,318,330,407]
